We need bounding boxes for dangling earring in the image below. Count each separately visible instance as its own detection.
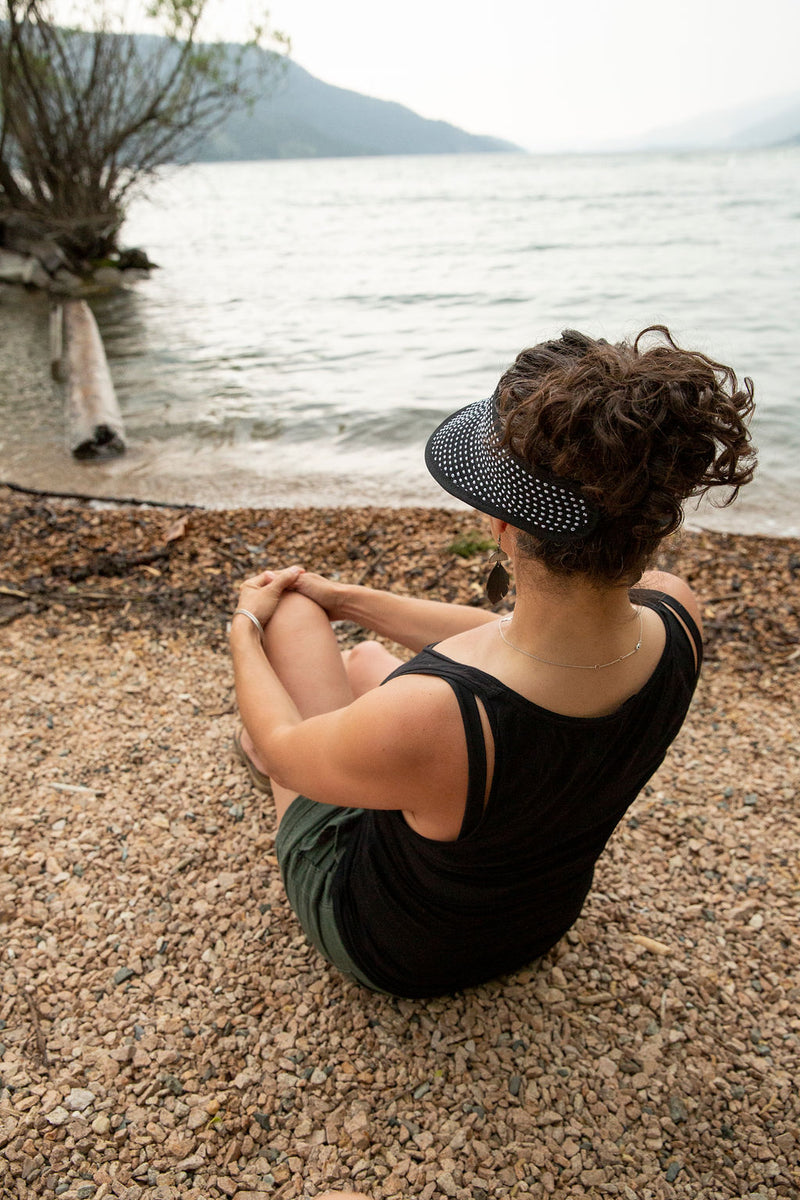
[486,539,510,604]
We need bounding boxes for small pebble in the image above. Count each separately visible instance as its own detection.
[2,499,798,1200]
[187,1106,207,1130]
[66,1088,95,1112]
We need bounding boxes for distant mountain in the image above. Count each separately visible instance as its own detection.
[734,99,800,149]
[633,92,800,152]
[194,57,521,161]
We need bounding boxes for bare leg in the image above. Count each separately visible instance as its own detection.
[342,640,404,698]
[239,591,353,827]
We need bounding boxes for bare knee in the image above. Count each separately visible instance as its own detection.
[259,590,353,715]
[347,639,389,670]
[345,639,403,696]
[264,589,328,636]
[272,589,324,620]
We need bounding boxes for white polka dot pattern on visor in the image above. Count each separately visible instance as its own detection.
[424,394,600,542]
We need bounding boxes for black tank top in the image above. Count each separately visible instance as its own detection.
[331,591,702,998]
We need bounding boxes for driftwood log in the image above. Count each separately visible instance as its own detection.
[63,298,126,459]
[49,303,64,381]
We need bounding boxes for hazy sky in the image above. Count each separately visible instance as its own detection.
[252,0,799,150]
[57,1,800,151]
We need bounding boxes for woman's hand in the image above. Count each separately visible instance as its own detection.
[291,570,349,621]
[234,565,305,631]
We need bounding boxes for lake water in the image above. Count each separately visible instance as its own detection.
[2,149,799,535]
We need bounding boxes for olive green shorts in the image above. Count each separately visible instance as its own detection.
[274,794,384,992]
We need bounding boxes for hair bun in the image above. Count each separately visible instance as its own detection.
[496,326,756,581]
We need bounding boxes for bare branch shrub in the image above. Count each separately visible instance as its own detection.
[0,0,287,262]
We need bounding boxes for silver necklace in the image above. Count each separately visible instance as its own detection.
[498,609,643,671]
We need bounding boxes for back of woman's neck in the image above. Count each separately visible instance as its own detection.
[509,567,636,641]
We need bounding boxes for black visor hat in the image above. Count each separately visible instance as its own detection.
[425,391,600,543]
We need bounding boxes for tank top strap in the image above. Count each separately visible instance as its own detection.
[631,588,704,677]
[657,594,703,671]
[448,680,488,838]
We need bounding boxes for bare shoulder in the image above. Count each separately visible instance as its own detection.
[271,669,467,817]
[307,669,463,769]
[345,670,465,751]
[637,569,703,638]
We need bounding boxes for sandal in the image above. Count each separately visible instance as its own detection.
[232,729,272,794]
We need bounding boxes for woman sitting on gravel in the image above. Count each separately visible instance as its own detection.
[230,326,755,998]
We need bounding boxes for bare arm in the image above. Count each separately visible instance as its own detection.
[293,572,498,652]
[232,620,469,835]
[229,565,471,836]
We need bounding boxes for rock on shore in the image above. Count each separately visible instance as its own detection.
[0,211,155,294]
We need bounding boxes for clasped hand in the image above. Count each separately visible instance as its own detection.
[234,566,348,631]
[234,565,305,630]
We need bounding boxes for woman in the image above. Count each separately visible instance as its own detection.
[230,326,755,998]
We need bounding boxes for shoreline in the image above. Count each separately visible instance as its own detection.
[2,483,799,664]
[2,491,799,1199]
[1,477,797,543]
[2,290,798,542]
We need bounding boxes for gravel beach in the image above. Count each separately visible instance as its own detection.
[1,488,798,1200]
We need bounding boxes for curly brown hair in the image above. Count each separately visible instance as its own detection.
[497,326,756,583]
